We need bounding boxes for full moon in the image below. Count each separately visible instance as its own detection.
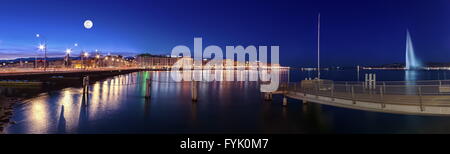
[84,20,93,29]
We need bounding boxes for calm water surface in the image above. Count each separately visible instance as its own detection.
[6,70,450,134]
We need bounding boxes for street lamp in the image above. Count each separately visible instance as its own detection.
[36,34,47,71]
[65,48,72,67]
[66,48,72,54]
[95,54,101,68]
[38,44,45,51]
[83,51,89,70]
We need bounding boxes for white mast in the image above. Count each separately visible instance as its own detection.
[317,13,321,80]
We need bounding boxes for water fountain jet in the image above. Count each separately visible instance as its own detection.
[405,30,421,70]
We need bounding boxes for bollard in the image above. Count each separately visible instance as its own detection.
[192,81,198,102]
[282,96,288,107]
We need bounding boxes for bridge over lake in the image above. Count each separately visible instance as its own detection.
[0,67,146,86]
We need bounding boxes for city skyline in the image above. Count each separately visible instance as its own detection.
[0,0,449,67]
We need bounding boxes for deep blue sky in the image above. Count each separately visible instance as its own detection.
[0,0,449,67]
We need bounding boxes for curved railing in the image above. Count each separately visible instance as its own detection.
[279,80,450,109]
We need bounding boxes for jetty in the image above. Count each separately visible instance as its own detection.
[274,79,450,115]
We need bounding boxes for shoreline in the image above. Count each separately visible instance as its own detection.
[0,97,19,134]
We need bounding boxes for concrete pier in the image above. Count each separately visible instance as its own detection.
[278,80,450,115]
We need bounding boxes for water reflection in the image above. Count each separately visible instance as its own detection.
[28,96,50,133]
[405,70,418,82]
[6,70,450,134]
[5,70,292,134]
[404,70,418,94]
[57,105,66,133]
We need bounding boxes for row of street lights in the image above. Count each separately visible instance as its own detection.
[35,34,104,70]
[34,34,133,70]
[36,34,47,71]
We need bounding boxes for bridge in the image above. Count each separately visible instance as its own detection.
[0,67,146,84]
[274,79,450,115]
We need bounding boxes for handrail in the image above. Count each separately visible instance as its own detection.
[279,81,450,107]
[333,79,450,85]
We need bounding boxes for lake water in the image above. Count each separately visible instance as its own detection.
[5,69,450,134]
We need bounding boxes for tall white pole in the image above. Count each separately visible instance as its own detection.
[317,13,321,80]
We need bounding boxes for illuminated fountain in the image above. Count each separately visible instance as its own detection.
[404,30,421,86]
[405,30,421,70]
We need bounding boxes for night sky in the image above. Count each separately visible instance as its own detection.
[0,0,449,68]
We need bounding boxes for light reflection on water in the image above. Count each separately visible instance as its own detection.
[6,70,450,134]
[405,70,418,94]
[6,70,299,134]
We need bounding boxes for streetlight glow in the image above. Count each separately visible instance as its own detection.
[38,44,45,51]
[66,48,72,54]
[84,52,89,57]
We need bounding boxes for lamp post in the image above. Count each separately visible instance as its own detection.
[83,52,89,70]
[65,48,72,68]
[95,49,101,68]
[36,34,47,71]
[95,54,100,68]
[72,43,82,69]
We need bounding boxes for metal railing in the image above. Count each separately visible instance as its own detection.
[279,80,450,108]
